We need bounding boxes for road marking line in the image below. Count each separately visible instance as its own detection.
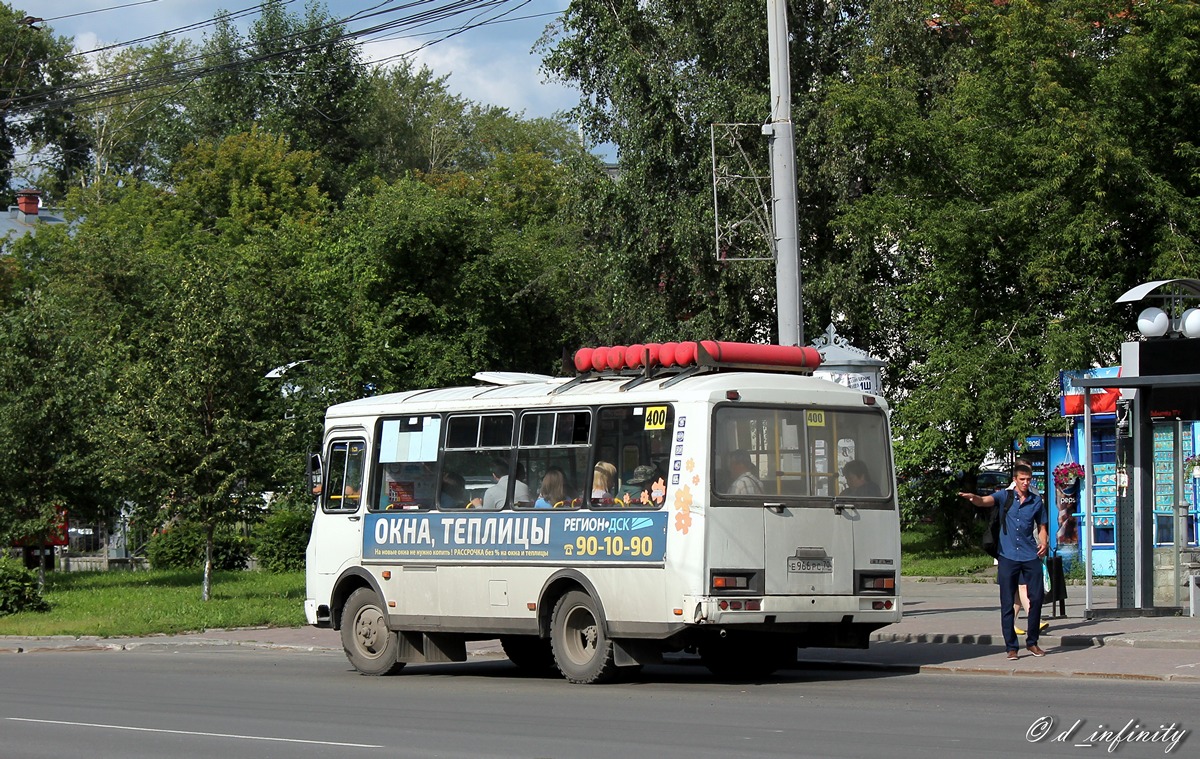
[6,718,383,748]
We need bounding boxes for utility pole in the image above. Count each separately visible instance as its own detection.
[765,0,803,346]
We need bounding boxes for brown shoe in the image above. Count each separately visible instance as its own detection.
[1006,649,1019,661]
[1026,644,1046,657]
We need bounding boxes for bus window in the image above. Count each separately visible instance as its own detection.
[442,413,519,509]
[373,416,441,511]
[713,406,891,499]
[517,410,590,509]
[593,406,672,508]
[324,440,366,512]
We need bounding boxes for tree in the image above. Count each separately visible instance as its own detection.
[0,221,128,559]
[541,0,872,345]
[820,0,1200,541]
[0,5,89,196]
[69,37,198,186]
[185,0,369,196]
[353,62,467,180]
[41,131,326,598]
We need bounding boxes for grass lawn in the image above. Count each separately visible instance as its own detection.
[901,523,994,577]
[0,569,305,638]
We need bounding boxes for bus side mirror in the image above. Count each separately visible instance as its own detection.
[308,452,323,497]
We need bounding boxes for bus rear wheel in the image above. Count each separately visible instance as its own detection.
[551,590,618,684]
[341,588,405,676]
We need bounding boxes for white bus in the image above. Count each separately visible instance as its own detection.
[305,341,901,683]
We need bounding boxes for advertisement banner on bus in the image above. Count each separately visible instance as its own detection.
[362,511,669,563]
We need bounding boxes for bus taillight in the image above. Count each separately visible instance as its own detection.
[711,574,751,591]
[858,574,896,594]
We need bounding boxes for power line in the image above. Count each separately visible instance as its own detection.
[42,0,164,24]
[7,1,551,116]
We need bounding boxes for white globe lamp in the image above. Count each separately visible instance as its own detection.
[1137,307,1169,337]
[1181,308,1200,339]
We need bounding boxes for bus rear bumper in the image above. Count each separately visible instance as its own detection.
[684,594,901,628]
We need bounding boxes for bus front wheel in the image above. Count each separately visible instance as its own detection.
[341,588,405,676]
[551,590,618,684]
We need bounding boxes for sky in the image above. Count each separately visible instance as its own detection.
[25,0,580,121]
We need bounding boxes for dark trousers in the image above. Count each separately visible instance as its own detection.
[997,555,1044,650]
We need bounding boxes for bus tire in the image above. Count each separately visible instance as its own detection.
[551,590,618,684]
[341,588,405,676]
[500,635,556,675]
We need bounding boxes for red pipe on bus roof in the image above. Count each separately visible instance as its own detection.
[573,341,822,373]
[698,340,821,368]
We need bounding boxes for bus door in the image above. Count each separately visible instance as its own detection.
[761,409,856,596]
[309,437,368,578]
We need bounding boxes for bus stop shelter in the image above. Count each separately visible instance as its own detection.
[1073,279,1200,617]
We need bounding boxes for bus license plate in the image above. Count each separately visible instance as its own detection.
[788,557,832,573]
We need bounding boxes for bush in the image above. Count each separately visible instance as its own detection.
[146,523,251,570]
[253,506,312,573]
[0,556,50,615]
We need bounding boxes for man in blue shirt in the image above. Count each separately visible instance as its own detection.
[959,463,1049,660]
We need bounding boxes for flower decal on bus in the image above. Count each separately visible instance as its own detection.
[673,485,693,534]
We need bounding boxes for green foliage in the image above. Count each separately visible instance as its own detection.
[542,0,785,344]
[0,557,49,616]
[0,7,88,195]
[185,0,368,197]
[820,0,1200,476]
[900,524,994,577]
[253,501,313,573]
[145,524,251,571]
[64,36,198,187]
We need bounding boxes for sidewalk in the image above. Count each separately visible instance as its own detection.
[4,578,1200,682]
[802,577,1200,682]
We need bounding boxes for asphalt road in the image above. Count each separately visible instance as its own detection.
[0,648,1193,759]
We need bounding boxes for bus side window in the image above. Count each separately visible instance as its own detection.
[442,414,517,509]
[374,416,441,511]
[516,410,590,510]
[594,406,671,509]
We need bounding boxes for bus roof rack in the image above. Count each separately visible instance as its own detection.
[555,341,822,393]
[473,371,557,386]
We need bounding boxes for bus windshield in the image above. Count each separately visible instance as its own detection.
[713,405,892,499]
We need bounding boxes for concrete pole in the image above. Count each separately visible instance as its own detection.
[1084,390,1094,612]
[766,0,803,346]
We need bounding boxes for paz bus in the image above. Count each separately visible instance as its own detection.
[304,340,901,683]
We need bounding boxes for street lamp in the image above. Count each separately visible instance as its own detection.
[1136,307,1169,338]
[1119,279,1200,339]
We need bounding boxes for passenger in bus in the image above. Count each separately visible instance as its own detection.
[439,471,467,509]
[534,466,573,509]
[841,459,880,497]
[727,450,763,495]
[591,461,617,501]
[621,464,662,503]
[474,459,532,510]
